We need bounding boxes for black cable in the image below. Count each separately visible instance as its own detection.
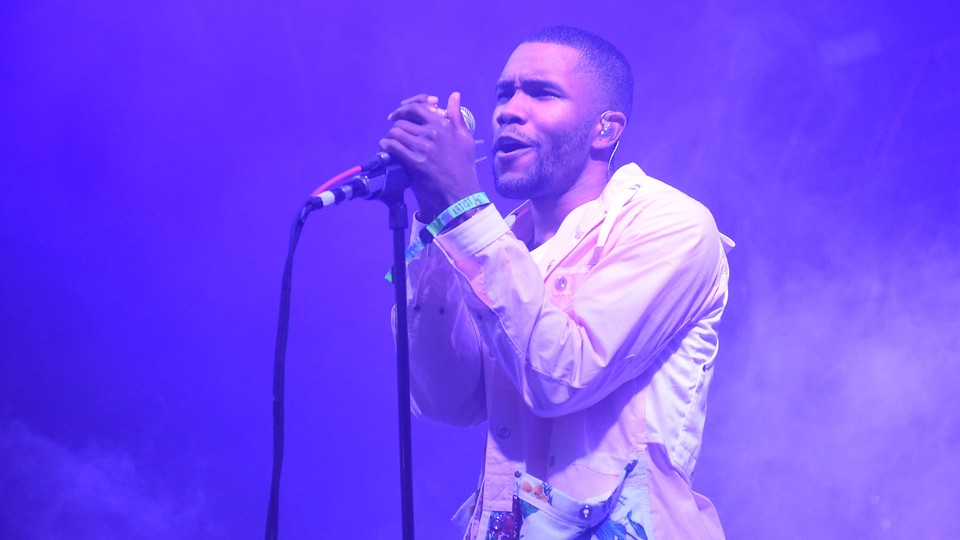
[265,202,312,540]
[264,174,415,538]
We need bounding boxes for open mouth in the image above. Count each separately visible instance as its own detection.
[494,135,533,155]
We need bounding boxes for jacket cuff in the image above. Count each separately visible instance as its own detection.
[433,204,508,261]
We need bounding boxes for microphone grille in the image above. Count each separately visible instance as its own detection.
[460,106,476,134]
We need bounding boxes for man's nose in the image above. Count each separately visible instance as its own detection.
[495,94,528,126]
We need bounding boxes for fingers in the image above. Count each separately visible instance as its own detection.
[400,94,446,122]
[387,100,442,126]
[379,120,430,162]
[388,92,470,135]
[400,94,439,107]
[390,94,442,124]
[378,136,419,164]
[446,91,465,131]
[380,91,473,171]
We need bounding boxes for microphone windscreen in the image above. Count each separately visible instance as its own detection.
[460,106,476,134]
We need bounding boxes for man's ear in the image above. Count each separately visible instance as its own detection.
[593,110,627,150]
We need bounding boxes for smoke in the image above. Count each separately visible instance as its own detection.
[0,419,220,540]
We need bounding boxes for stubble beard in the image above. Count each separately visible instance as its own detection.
[493,119,595,201]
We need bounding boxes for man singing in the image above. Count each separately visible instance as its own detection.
[381,26,732,539]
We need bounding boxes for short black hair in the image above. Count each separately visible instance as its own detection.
[524,26,634,120]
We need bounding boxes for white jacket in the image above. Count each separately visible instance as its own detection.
[404,163,732,539]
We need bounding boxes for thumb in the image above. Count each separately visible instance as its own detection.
[446,91,467,132]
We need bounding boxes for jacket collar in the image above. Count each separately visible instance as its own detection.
[504,163,647,270]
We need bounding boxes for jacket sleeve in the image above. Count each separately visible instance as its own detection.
[430,197,728,418]
[400,218,488,426]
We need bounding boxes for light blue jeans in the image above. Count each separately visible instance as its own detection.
[482,459,654,540]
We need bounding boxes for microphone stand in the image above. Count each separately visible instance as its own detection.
[377,165,416,540]
[267,163,420,539]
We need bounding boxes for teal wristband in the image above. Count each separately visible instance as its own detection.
[385,192,490,283]
[426,192,491,237]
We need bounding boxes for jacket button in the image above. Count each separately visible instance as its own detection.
[496,424,511,438]
[548,455,556,466]
[555,275,568,290]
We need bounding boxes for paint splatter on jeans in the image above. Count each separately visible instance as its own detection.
[483,460,652,540]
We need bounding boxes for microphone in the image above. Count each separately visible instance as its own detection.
[309,106,479,209]
[358,106,476,173]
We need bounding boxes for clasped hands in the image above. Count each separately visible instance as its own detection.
[379,92,482,222]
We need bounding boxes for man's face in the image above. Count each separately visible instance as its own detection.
[492,42,598,200]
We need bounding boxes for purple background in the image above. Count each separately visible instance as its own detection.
[2,1,958,538]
